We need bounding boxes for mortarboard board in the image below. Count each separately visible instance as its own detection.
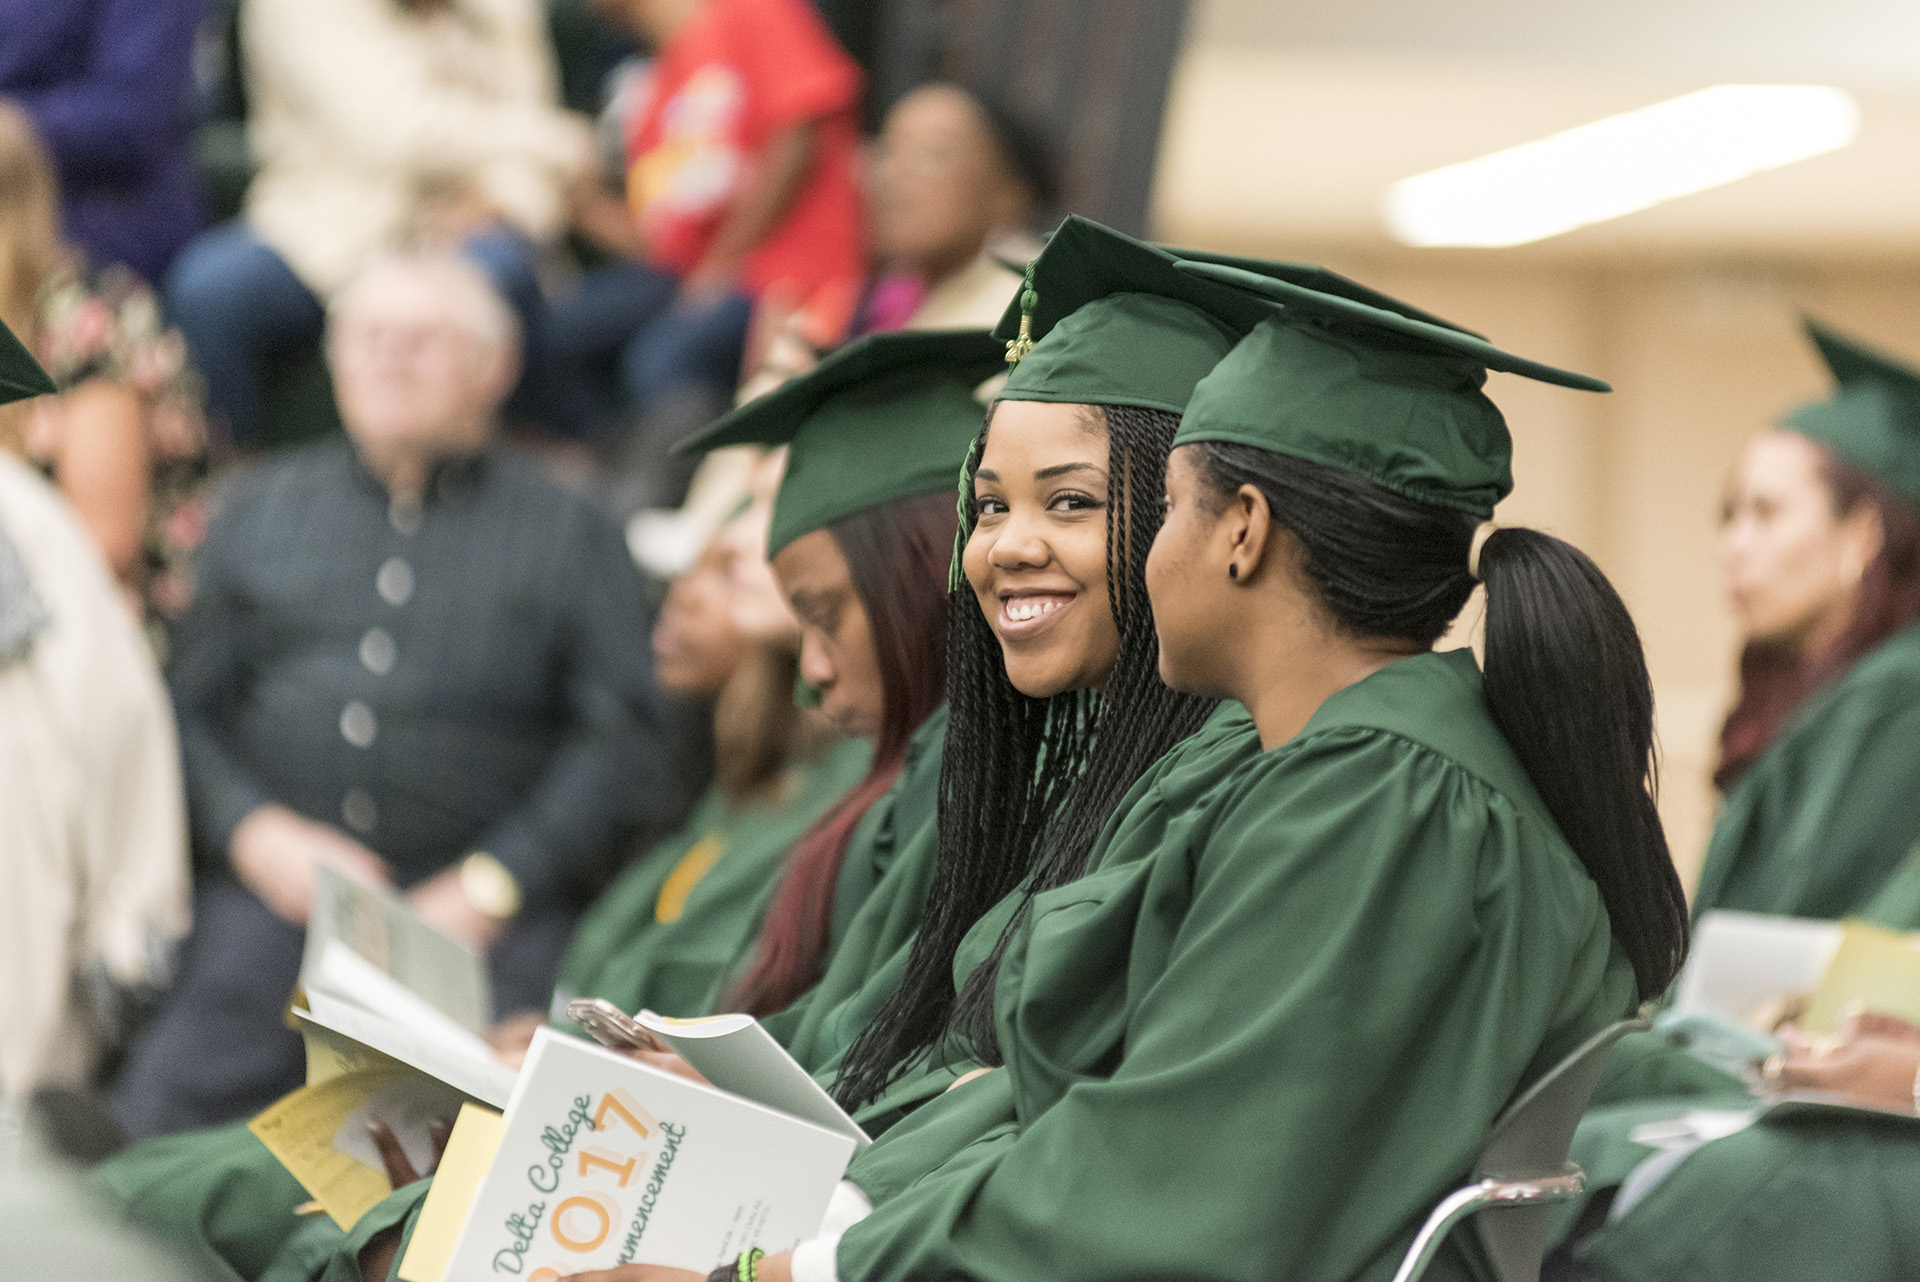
[1785,318,1920,511]
[677,329,1005,556]
[1169,261,1610,520]
[991,216,1485,418]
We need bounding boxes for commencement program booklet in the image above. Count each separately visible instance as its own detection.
[435,1028,856,1279]
[300,865,493,1046]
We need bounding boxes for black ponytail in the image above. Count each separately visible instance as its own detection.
[1196,443,1688,1000]
[833,404,1216,1108]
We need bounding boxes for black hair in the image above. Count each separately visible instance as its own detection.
[1192,442,1688,1000]
[833,403,1214,1107]
[725,492,955,1017]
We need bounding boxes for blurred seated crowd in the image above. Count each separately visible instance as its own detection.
[0,0,1053,1137]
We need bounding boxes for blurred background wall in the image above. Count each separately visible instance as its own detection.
[1154,0,1920,886]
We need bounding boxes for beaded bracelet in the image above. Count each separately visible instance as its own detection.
[739,1247,766,1282]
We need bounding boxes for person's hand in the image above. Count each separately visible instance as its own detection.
[408,864,505,949]
[487,1010,548,1069]
[676,258,740,313]
[229,803,394,924]
[559,1254,793,1282]
[624,1047,710,1087]
[367,1114,454,1186]
[1775,1012,1920,1111]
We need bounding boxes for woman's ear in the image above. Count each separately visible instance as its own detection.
[1840,502,1886,583]
[1227,483,1272,583]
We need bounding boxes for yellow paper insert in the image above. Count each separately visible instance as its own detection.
[1803,919,1920,1035]
[397,1103,507,1282]
[249,1066,410,1229]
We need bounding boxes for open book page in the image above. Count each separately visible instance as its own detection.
[296,988,516,1108]
[441,1029,856,1277]
[301,865,491,1034]
[634,1011,870,1152]
[1673,911,1845,1024]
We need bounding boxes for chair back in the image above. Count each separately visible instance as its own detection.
[1470,1016,1649,1282]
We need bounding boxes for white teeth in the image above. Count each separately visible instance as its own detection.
[1006,599,1062,622]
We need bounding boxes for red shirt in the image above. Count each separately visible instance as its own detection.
[626,0,866,301]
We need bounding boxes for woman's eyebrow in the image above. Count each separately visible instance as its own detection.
[975,468,1000,482]
[1035,462,1101,480]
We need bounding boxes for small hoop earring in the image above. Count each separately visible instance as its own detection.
[1228,564,1239,580]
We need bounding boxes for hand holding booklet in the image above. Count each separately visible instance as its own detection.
[250,868,513,1228]
[404,1028,857,1281]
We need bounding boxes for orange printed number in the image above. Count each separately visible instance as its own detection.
[551,1192,616,1253]
[578,1145,638,1187]
[592,1087,657,1139]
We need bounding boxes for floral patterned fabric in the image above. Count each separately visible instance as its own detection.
[32,262,213,626]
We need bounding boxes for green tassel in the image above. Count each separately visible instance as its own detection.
[1004,262,1038,366]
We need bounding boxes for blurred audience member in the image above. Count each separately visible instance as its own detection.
[1693,321,1920,921]
[0,0,205,289]
[732,81,1050,405]
[109,255,682,1138]
[167,0,593,446]
[861,82,1052,332]
[552,0,865,512]
[0,106,210,622]
[0,324,190,1109]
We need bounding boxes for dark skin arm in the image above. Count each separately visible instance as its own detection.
[356,1116,455,1281]
[679,119,818,305]
[570,118,818,293]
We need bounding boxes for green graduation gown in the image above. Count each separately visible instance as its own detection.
[555,736,871,1021]
[1558,1094,1920,1282]
[1693,621,1920,920]
[831,701,1263,1137]
[835,649,1637,1282]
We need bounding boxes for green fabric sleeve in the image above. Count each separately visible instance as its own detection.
[89,1120,311,1282]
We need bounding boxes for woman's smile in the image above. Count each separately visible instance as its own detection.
[996,589,1078,639]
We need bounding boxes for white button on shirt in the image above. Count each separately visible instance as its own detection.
[359,627,396,675]
[342,788,378,834]
[376,558,414,607]
[339,701,378,748]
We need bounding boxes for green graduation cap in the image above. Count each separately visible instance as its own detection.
[677,328,1004,556]
[1785,318,1920,510]
[992,216,1483,417]
[0,318,56,406]
[1169,261,1610,519]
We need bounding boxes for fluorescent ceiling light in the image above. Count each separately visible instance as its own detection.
[1385,84,1860,247]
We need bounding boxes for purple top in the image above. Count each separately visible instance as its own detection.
[0,0,207,286]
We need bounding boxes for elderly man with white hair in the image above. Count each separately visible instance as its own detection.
[110,254,687,1138]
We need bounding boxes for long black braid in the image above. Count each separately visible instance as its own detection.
[834,403,1216,1108]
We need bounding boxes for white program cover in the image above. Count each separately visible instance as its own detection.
[443,1028,855,1278]
[1674,910,1844,1023]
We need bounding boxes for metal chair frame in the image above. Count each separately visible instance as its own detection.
[1389,1016,1650,1282]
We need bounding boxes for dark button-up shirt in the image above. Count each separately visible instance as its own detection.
[0,0,206,284]
[171,441,676,908]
